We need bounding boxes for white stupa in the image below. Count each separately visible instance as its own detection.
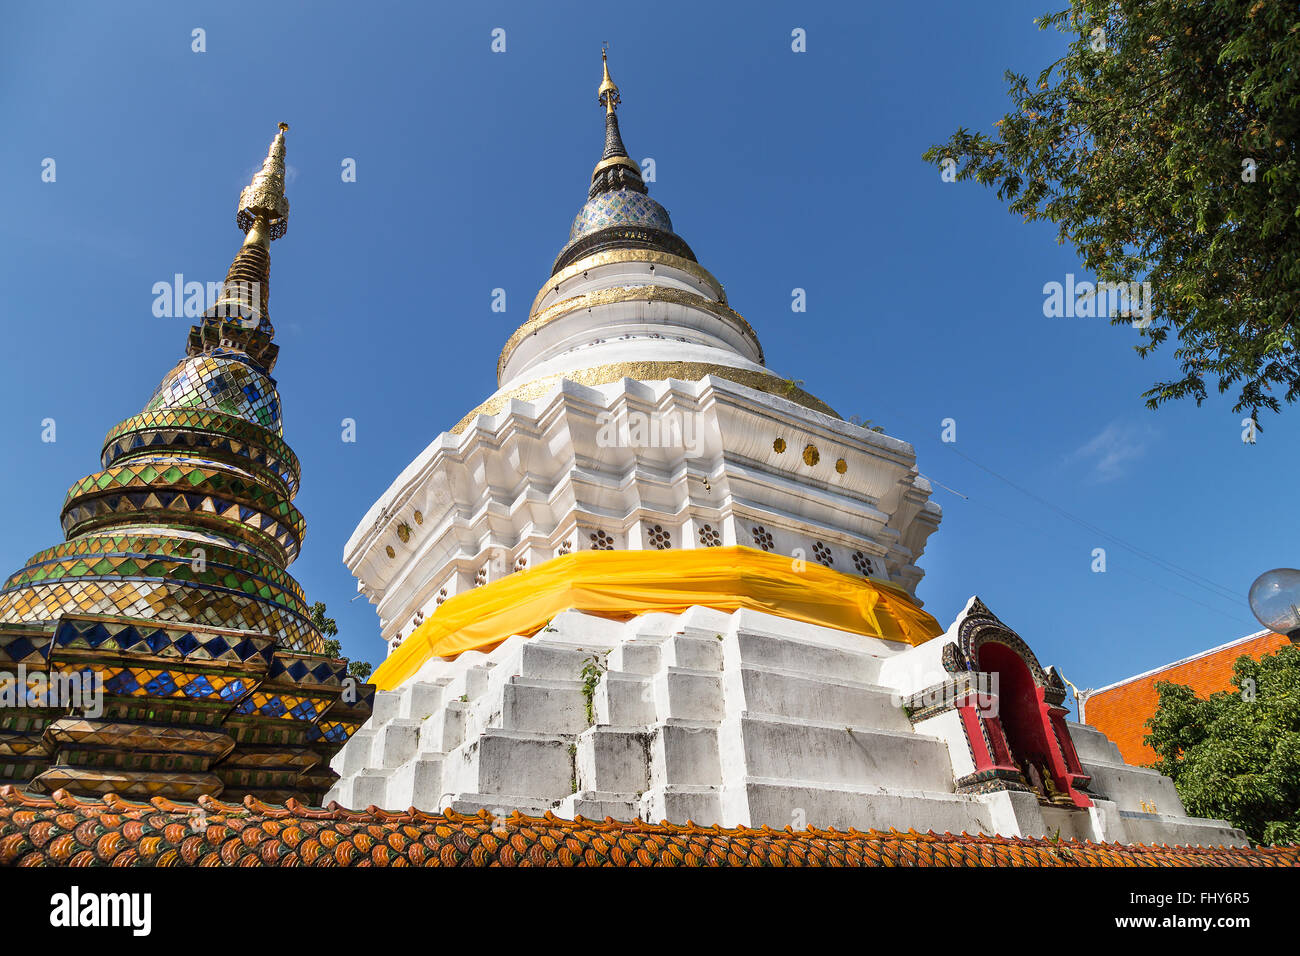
[326,54,1244,847]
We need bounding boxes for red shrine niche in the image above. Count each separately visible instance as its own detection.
[949,599,1092,807]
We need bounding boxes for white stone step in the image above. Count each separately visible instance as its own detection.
[557,791,639,822]
[653,666,723,721]
[731,628,880,684]
[726,664,910,730]
[369,690,402,726]
[420,700,467,754]
[336,768,389,810]
[465,686,505,740]
[720,714,956,793]
[441,728,576,801]
[470,635,527,680]
[1118,809,1245,848]
[338,729,376,775]
[607,640,662,675]
[464,663,495,701]
[385,754,445,810]
[448,793,559,817]
[369,717,423,770]
[595,671,656,726]
[501,677,589,734]
[485,634,530,665]
[662,632,724,670]
[532,610,624,650]
[725,776,994,835]
[626,612,687,640]
[1066,720,1124,765]
[639,784,722,826]
[575,727,650,794]
[673,607,734,635]
[398,680,450,721]
[519,641,599,680]
[647,719,721,787]
[1079,760,1185,814]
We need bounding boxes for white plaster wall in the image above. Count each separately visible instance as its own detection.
[346,375,940,646]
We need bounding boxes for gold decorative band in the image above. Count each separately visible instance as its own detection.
[451,360,839,434]
[591,155,641,177]
[533,248,727,316]
[500,285,764,379]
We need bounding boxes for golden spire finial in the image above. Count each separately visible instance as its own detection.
[237,124,290,243]
[598,47,620,114]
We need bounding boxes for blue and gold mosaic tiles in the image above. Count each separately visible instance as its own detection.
[102,408,300,496]
[58,458,306,564]
[145,349,283,435]
[0,577,321,652]
[6,534,306,606]
[568,187,673,242]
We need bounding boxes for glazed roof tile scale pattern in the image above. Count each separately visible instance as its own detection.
[0,125,372,803]
[0,788,1292,868]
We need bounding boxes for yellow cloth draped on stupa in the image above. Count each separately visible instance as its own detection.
[371,546,944,690]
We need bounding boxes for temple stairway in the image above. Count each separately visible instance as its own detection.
[1063,720,1242,846]
[326,606,1001,833]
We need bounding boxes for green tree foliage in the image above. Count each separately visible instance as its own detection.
[309,601,338,642]
[349,660,373,681]
[924,1,1300,423]
[1145,645,1300,844]
[308,600,372,681]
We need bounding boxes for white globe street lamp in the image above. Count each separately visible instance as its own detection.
[1247,568,1300,639]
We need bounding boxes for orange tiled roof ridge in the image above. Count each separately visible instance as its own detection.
[1,786,1294,867]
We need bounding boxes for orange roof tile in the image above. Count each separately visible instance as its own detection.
[0,786,1291,867]
[1085,631,1292,765]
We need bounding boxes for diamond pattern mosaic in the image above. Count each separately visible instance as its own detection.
[0,579,319,650]
[8,534,305,603]
[6,550,303,615]
[103,407,300,495]
[568,187,672,242]
[145,348,283,435]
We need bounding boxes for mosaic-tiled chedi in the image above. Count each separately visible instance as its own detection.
[0,126,372,803]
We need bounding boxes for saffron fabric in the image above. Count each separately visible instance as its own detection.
[372,546,944,690]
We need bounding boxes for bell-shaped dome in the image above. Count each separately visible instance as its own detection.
[568,188,673,243]
[145,347,282,435]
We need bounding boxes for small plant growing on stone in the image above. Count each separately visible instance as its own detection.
[847,414,886,433]
[579,654,607,725]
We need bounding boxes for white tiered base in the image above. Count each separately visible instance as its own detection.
[326,606,1245,847]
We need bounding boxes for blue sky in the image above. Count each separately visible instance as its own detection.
[3,1,1294,709]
